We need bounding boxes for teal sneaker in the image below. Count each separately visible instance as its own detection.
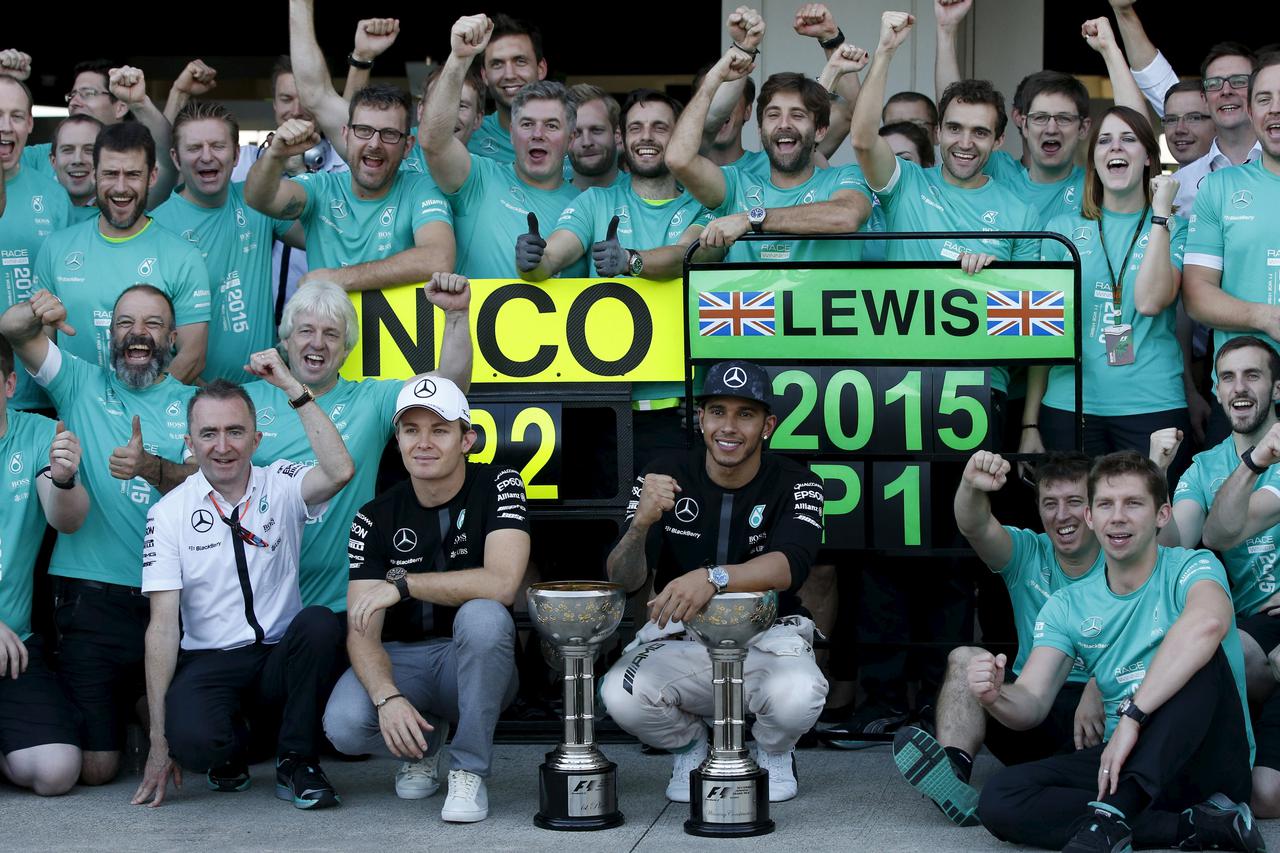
[1178,793,1266,852]
[275,754,341,810]
[1063,807,1133,853]
[206,761,250,792]
[891,725,980,827]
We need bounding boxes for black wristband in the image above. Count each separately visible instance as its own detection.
[1243,446,1269,475]
[820,28,846,50]
[731,41,759,59]
[38,465,76,489]
[374,692,405,709]
[347,53,374,70]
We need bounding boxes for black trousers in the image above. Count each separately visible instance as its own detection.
[978,648,1252,850]
[1041,405,1194,486]
[165,606,342,769]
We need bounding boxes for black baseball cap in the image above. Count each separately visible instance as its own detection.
[698,360,772,410]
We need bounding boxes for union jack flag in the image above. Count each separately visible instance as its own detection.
[698,290,777,336]
[986,290,1065,337]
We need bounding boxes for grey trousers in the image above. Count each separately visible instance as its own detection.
[323,599,519,776]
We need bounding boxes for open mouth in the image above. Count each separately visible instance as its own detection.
[1230,396,1257,414]
[0,138,14,159]
[950,149,977,166]
[302,353,325,370]
[713,436,742,452]
[1040,140,1062,156]
[125,343,154,364]
[1265,119,1280,141]
[67,167,91,179]
[196,167,220,181]
[360,153,386,170]
[773,133,799,155]
[1054,523,1078,539]
[1218,102,1242,118]
[527,146,549,165]
[108,194,136,215]
[1106,157,1129,175]
[1105,531,1132,547]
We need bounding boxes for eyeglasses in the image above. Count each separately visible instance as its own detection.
[1026,112,1082,128]
[1161,112,1211,128]
[349,124,407,145]
[64,87,108,104]
[1202,74,1250,92]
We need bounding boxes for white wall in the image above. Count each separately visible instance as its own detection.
[719,0,1044,163]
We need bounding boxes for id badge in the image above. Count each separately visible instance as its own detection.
[1104,324,1135,366]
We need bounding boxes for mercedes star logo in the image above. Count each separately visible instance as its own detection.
[191,509,215,533]
[393,527,418,552]
[723,366,748,389]
[674,497,700,523]
[1232,190,1253,208]
[414,378,437,398]
[1080,616,1103,638]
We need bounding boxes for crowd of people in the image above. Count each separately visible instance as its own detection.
[0,0,1279,848]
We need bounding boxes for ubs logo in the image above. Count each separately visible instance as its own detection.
[674,497,699,523]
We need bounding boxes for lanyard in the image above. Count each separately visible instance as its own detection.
[208,491,270,548]
[1098,207,1148,316]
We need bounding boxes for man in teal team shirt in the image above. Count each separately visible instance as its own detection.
[48,115,103,225]
[466,14,547,165]
[33,122,211,384]
[1185,55,1280,445]
[0,285,197,787]
[667,40,872,264]
[891,451,1105,828]
[0,76,70,411]
[425,15,584,279]
[935,4,1147,227]
[154,102,303,382]
[0,335,88,796]
[245,85,455,292]
[973,452,1260,853]
[568,85,625,191]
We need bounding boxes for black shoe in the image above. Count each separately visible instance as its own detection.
[891,726,979,827]
[275,753,341,810]
[1178,794,1266,852]
[818,702,909,749]
[206,761,250,792]
[1062,808,1133,853]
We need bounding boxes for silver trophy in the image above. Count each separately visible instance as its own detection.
[526,581,626,830]
[683,591,778,837]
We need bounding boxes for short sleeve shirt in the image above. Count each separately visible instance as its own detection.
[0,411,57,640]
[1033,545,1251,747]
[466,114,517,164]
[1040,210,1187,416]
[33,218,212,370]
[291,169,451,271]
[348,463,529,641]
[447,154,585,279]
[31,343,196,587]
[1175,437,1280,617]
[555,184,711,276]
[246,376,403,612]
[142,460,323,651]
[984,150,1085,227]
[152,183,293,382]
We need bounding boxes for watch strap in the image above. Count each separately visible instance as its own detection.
[288,385,314,409]
[1150,214,1170,229]
[1243,446,1269,475]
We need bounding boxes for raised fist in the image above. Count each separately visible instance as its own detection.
[355,18,401,61]
[173,60,217,97]
[108,66,149,107]
[879,11,916,53]
[1150,175,1179,217]
[962,450,1010,492]
[269,119,321,159]
[451,14,494,60]
[424,272,471,313]
[635,473,681,527]
[1148,427,1183,472]
[794,4,838,42]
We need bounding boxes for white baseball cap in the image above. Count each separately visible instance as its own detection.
[392,375,471,426]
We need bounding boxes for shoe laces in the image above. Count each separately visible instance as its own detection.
[448,769,481,799]
[400,755,438,782]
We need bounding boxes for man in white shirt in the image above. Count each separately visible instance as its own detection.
[130,351,354,810]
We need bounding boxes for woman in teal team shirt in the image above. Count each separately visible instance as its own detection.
[1023,106,1192,474]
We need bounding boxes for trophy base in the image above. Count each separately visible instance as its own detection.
[683,765,774,837]
[534,757,624,831]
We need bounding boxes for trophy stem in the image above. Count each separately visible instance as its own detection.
[561,648,595,748]
[711,651,748,758]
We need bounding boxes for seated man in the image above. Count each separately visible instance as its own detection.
[324,376,529,824]
[892,451,1104,827]
[0,335,88,795]
[132,362,353,809]
[975,452,1261,853]
[599,360,827,803]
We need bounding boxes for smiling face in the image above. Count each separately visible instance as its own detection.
[483,34,546,111]
[760,91,822,174]
[188,394,261,495]
[1094,112,1149,197]
[282,308,349,389]
[0,78,32,171]
[512,97,570,183]
[95,147,155,232]
[52,120,98,202]
[1086,472,1169,566]
[698,397,776,471]
[1163,89,1214,166]
[1216,344,1280,436]
[623,100,675,179]
[173,117,238,203]
[1037,476,1094,560]
[342,103,410,195]
[1205,54,1254,133]
[109,289,176,389]
[939,101,1001,184]
[1023,91,1087,172]
[569,98,619,178]
[396,407,475,483]
[1250,64,1280,162]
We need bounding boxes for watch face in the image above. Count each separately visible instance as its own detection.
[386,566,407,582]
[748,206,766,224]
[711,566,730,587]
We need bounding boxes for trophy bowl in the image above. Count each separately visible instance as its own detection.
[685,591,778,649]
[527,581,626,648]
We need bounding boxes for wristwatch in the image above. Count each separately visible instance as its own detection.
[706,564,730,594]
[1243,445,1269,475]
[385,566,411,602]
[1117,696,1148,727]
[288,384,315,409]
[1150,214,1170,230]
[748,206,767,233]
[626,248,644,277]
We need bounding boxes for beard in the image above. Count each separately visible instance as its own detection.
[763,127,816,175]
[1229,395,1272,437]
[625,147,669,179]
[110,332,173,389]
[570,146,617,178]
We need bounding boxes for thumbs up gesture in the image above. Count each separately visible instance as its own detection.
[109,415,148,481]
[48,420,82,484]
[515,212,546,273]
[591,214,630,277]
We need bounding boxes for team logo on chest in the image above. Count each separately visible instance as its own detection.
[138,257,156,277]
[481,138,498,153]
[745,186,764,207]
[380,207,396,227]
[1065,186,1077,205]
[393,527,418,551]
[64,252,83,270]
[8,452,23,475]
[330,199,349,219]
[191,509,215,533]
[982,210,999,225]
[749,504,765,528]
[1080,616,1103,637]
[1071,226,1091,244]
[457,509,466,529]
[258,407,276,427]
[235,208,247,227]
[674,497,699,523]
[167,401,182,417]
[1232,190,1253,209]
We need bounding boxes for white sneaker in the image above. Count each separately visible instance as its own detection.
[755,748,798,802]
[441,769,488,822]
[665,729,709,803]
[393,720,450,799]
